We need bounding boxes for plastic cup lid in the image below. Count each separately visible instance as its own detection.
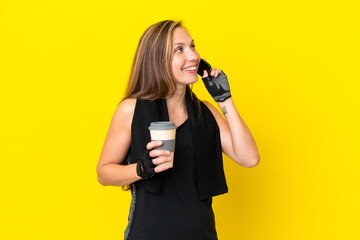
[148,121,177,130]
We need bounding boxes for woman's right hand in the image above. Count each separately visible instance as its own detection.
[136,141,172,179]
[147,141,172,173]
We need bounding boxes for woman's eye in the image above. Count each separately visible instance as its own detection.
[175,45,196,53]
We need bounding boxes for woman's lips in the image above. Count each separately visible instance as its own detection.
[183,69,197,74]
[183,66,197,74]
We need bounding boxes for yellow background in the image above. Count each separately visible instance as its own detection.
[1,0,359,239]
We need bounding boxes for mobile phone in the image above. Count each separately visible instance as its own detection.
[197,58,212,77]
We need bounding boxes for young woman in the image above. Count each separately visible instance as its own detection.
[96,20,260,240]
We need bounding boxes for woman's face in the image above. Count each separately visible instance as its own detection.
[171,27,200,86]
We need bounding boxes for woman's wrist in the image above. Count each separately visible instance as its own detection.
[133,163,142,180]
[217,97,233,115]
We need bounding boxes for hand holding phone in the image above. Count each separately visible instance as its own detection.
[199,58,232,102]
[197,58,212,77]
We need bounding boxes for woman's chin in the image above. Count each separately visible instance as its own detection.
[175,77,198,86]
[189,78,198,84]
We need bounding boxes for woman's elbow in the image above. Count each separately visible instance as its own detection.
[248,155,260,168]
[97,175,106,186]
[237,155,260,168]
[247,158,260,168]
[96,168,107,186]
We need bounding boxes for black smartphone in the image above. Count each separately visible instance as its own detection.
[197,58,212,77]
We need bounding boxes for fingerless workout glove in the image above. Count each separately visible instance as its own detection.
[136,149,156,179]
[202,70,231,102]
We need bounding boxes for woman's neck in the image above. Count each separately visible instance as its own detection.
[166,84,187,112]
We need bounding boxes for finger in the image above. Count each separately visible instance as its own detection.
[215,69,221,78]
[154,164,170,173]
[146,141,163,150]
[152,156,172,165]
[211,68,217,76]
[149,149,171,158]
[202,70,208,78]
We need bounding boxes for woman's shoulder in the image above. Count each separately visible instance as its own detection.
[201,100,224,124]
[200,100,215,113]
[117,98,137,113]
[112,98,137,125]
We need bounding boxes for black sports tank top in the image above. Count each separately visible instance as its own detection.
[125,118,218,240]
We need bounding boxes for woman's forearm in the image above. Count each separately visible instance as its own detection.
[217,98,260,166]
[97,163,142,186]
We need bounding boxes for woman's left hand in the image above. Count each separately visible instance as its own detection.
[201,66,232,102]
[202,67,222,78]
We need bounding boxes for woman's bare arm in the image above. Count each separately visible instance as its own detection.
[96,98,171,186]
[96,98,140,186]
[204,99,260,168]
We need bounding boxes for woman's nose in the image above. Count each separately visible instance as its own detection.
[187,49,199,61]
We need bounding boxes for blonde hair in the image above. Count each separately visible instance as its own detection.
[122,19,187,101]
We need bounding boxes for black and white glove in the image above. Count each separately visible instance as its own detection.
[136,149,156,179]
[202,70,231,102]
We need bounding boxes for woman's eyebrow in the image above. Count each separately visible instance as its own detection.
[174,39,194,46]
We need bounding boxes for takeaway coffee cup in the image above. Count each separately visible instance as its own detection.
[148,121,177,168]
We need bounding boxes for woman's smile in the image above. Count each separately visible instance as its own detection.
[183,66,197,74]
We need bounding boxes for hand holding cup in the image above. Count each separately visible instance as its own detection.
[147,140,172,173]
[137,121,177,179]
[136,141,172,179]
